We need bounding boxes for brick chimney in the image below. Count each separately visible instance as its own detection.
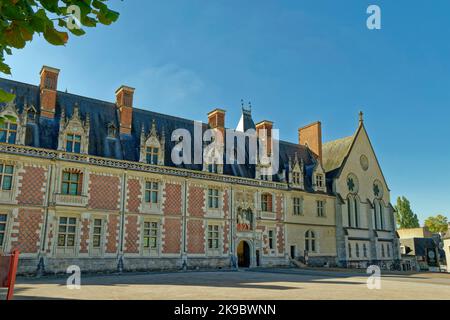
[115,85,135,135]
[298,121,322,163]
[256,120,273,155]
[39,66,60,119]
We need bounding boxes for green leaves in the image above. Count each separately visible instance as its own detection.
[0,0,120,102]
[395,196,420,229]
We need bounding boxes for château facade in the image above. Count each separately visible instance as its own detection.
[0,66,400,274]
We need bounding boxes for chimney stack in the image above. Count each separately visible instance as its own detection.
[256,120,273,156]
[298,121,322,163]
[39,66,60,119]
[115,85,135,135]
[208,108,226,143]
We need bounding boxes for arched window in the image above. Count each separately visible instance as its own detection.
[387,244,391,257]
[381,244,385,258]
[356,243,360,258]
[305,230,316,252]
[363,244,368,258]
[347,196,353,227]
[354,197,359,228]
[348,243,352,258]
[373,200,379,229]
[379,202,384,230]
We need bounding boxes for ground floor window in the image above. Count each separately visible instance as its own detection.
[57,217,77,248]
[305,230,316,252]
[207,225,219,249]
[143,221,158,250]
[268,229,275,250]
[92,219,103,248]
[0,214,7,247]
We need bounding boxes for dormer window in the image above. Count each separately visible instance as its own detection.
[0,120,17,144]
[292,172,301,184]
[146,146,159,165]
[316,174,324,188]
[27,108,37,122]
[107,124,117,138]
[208,163,218,174]
[66,134,82,153]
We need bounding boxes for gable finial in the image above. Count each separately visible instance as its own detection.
[359,111,364,125]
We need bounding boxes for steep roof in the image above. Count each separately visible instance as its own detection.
[0,77,322,191]
[322,135,354,173]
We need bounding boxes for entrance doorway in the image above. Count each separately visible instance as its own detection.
[237,241,251,268]
[290,245,296,259]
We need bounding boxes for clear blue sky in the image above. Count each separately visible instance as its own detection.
[5,0,450,223]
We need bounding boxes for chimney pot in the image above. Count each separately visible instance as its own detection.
[298,121,322,164]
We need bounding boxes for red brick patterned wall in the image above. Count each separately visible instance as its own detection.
[277,224,284,254]
[88,174,120,210]
[188,186,204,217]
[223,190,229,254]
[79,218,90,253]
[276,195,283,221]
[163,183,182,215]
[187,220,204,254]
[105,215,119,254]
[126,179,141,213]
[124,215,139,254]
[17,166,46,205]
[162,218,182,254]
[11,209,43,253]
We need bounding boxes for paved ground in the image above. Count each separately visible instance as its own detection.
[2,268,450,300]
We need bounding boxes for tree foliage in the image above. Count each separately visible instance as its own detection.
[424,214,448,234]
[0,0,120,102]
[395,196,420,229]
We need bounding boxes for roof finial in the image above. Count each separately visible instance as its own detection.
[359,111,364,125]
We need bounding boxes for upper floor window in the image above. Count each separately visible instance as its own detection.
[57,217,77,248]
[293,197,303,215]
[0,164,14,191]
[316,174,324,188]
[305,230,316,252]
[143,221,158,249]
[261,193,273,212]
[145,181,159,204]
[107,124,117,138]
[207,225,219,250]
[208,188,219,209]
[0,121,17,144]
[66,134,81,153]
[0,214,7,247]
[317,200,325,217]
[268,229,274,250]
[62,170,82,195]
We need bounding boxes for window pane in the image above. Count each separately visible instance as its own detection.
[145,191,150,203]
[4,165,13,174]
[69,183,78,195]
[0,131,6,143]
[0,233,3,246]
[59,217,67,224]
[74,142,81,153]
[0,224,5,232]
[66,140,72,152]
[152,191,158,203]
[93,235,101,247]
[7,132,16,144]
[0,214,6,222]
[70,173,79,182]
[58,225,67,232]
[69,217,76,225]
[2,176,12,190]
[58,234,66,246]
[62,182,69,194]
[67,234,75,247]
[68,226,76,233]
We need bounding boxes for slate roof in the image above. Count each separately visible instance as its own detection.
[0,77,322,191]
[322,135,354,173]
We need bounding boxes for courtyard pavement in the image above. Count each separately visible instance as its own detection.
[2,268,450,300]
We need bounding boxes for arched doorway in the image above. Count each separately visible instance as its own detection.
[237,240,251,268]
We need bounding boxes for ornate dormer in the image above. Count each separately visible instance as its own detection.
[24,102,38,123]
[289,152,304,189]
[0,95,27,145]
[203,129,224,174]
[312,158,326,192]
[139,119,165,165]
[57,104,90,154]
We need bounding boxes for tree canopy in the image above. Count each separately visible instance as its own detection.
[0,0,119,102]
[395,196,420,229]
[424,214,448,234]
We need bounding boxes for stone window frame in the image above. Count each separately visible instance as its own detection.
[0,160,20,204]
[139,120,165,166]
[89,214,107,257]
[0,120,17,144]
[266,227,277,255]
[145,146,160,165]
[0,99,27,146]
[140,178,163,215]
[204,184,224,218]
[57,106,90,155]
[0,211,11,253]
[292,196,304,216]
[140,217,161,257]
[316,199,326,217]
[305,229,317,253]
[55,166,89,197]
[54,214,80,257]
[65,133,82,153]
[346,194,360,228]
[204,221,224,257]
